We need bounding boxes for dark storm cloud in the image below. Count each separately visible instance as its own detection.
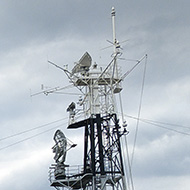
[0,1,190,190]
[118,0,190,86]
[132,134,190,177]
[0,1,115,53]
[0,1,68,51]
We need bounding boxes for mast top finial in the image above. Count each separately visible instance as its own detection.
[111,7,115,16]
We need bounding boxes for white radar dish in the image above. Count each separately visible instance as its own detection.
[71,52,92,75]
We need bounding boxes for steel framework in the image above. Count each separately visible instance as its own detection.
[49,7,128,190]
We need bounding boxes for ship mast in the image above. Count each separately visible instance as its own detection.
[49,7,128,190]
[112,7,117,54]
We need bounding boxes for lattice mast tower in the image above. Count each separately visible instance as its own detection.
[49,7,128,190]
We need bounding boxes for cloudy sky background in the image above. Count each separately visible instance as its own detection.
[0,1,190,190]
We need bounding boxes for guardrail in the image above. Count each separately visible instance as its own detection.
[49,164,83,183]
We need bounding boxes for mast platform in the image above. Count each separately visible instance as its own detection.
[74,77,121,86]
[50,173,92,189]
[48,7,128,190]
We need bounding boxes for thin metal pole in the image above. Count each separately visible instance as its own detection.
[111,7,116,53]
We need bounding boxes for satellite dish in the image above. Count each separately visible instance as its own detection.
[71,52,92,75]
[66,102,76,112]
[52,129,67,164]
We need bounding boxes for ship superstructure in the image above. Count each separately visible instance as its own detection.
[49,7,131,190]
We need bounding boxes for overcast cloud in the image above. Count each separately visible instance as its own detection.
[0,1,190,190]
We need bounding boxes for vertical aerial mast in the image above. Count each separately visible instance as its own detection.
[49,7,128,190]
[112,7,117,54]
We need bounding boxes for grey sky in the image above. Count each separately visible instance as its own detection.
[0,1,190,190]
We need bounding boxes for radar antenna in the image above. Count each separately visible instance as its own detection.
[47,7,142,190]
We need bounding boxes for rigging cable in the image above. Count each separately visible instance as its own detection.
[0,117,67,142]
[141,120,190,136]
[124,114,190,136]
[0,123,66,151]
[138,118,190,130]
[131,54,148,166]
[117,54,148,190]
[119,92,134,190]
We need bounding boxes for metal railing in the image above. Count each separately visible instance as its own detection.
[49,164,84,183]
